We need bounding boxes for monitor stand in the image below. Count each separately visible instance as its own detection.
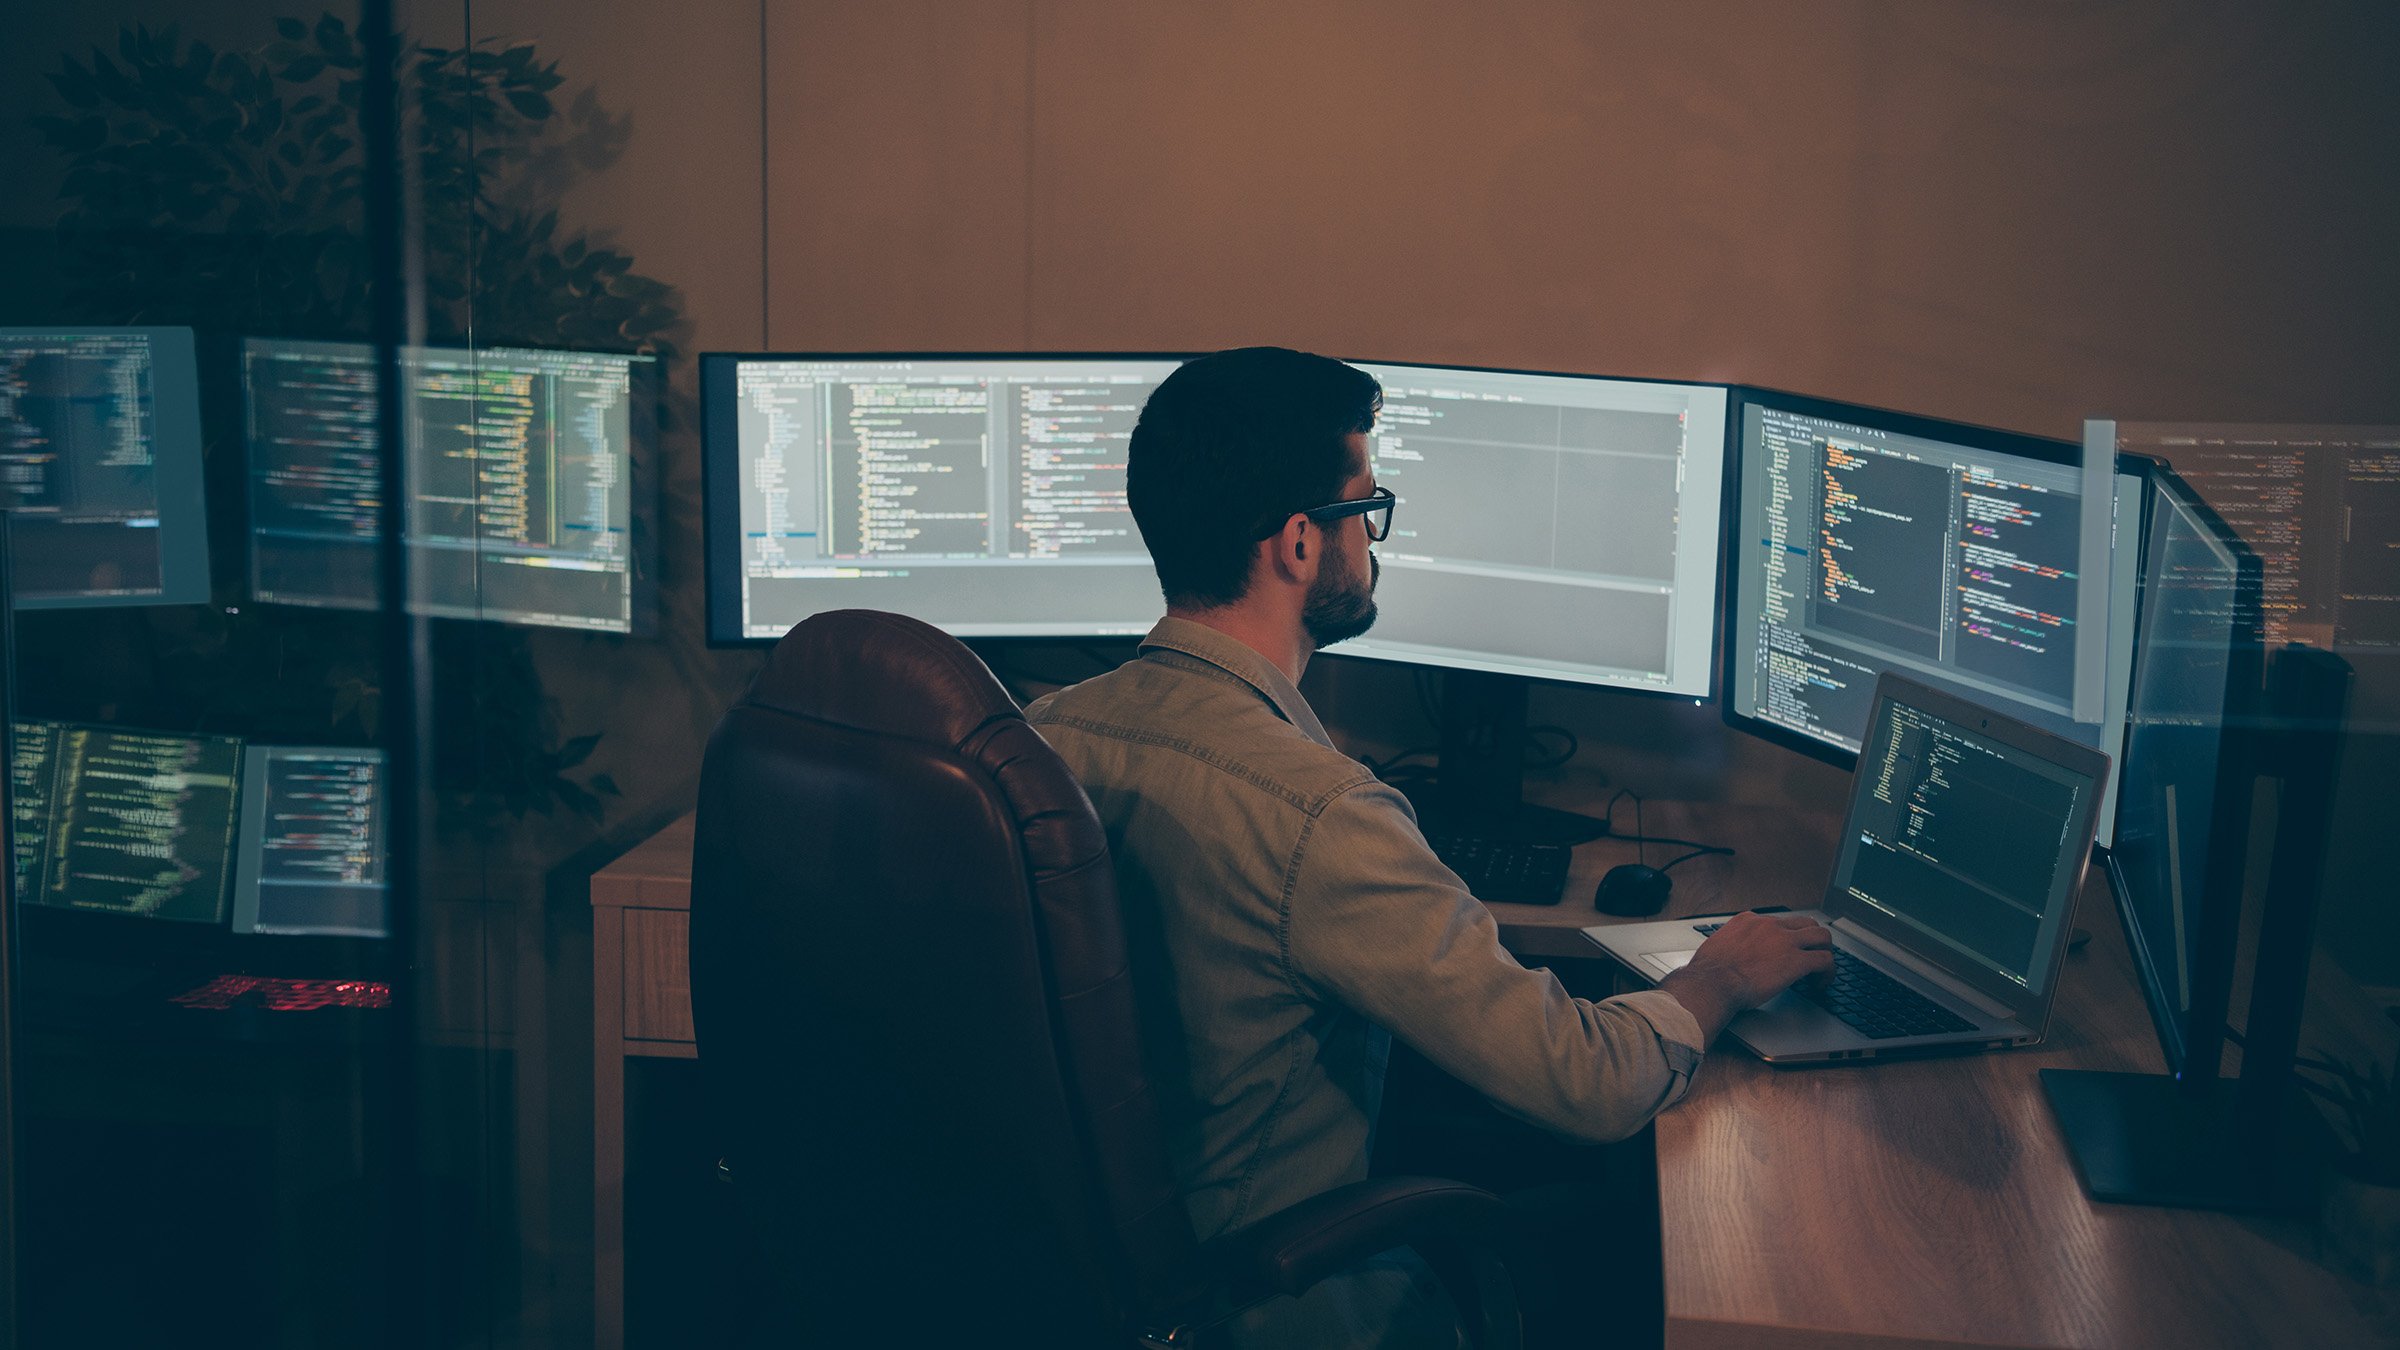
[1405,670,1609,847]
[2045,643,2352,1216]
[2039,1070,2321,1213]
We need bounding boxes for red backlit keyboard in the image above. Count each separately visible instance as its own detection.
[170,975,393,1012]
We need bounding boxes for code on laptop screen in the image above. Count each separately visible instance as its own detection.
[1843,698,2092,996]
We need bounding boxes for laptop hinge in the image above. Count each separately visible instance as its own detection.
[1830,918,2018,1022]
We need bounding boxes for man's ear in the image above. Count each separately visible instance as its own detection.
[1263,514,1314,586]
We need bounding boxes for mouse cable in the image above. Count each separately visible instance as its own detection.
[1600,788,1738,862]
[1607,834,1732,854]
[1364,745,1439,776]
[1655,845,1736,875]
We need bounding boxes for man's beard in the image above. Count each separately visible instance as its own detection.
[1302,549,1379,649]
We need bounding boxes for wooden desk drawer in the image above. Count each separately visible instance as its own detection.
[622,908,695,1043]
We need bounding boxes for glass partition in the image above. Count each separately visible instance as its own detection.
[4,3,419,1344]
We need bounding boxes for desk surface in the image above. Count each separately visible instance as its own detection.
[596,802,2397,1348]
[1520,800,2396,1349]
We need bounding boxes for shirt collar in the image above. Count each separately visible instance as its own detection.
[1138,616,1336,750]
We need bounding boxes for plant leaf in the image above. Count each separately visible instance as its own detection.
[554,731,600,768]
[505,89,552,120]
[275,16,307,41]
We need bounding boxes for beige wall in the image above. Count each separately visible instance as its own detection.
[514,0,2398,816]
[7,2,2396,959]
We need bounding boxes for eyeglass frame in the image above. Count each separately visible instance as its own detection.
[1256,485,1396,542]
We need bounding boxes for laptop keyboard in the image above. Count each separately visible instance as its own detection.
[1694,923,1975,1040]
[1428,832,1573,906]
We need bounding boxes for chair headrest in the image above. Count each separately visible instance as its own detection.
[745,609,1020,747]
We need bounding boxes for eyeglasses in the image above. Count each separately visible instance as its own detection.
[1290,485,1396,542]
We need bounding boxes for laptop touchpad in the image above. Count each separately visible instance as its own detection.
[1639,949,1694,981]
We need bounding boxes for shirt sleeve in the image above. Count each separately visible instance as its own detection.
[1282,779,1705,1144]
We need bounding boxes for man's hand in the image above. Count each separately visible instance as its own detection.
[1658,911,1835,1043]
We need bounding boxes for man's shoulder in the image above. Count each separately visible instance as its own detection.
[1027,662,1373,816]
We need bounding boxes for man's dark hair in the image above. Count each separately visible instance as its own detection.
[1126,347,1382,609]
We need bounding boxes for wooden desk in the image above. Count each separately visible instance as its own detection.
[590,813,698,1350]
[1539,802,2396,1349]
[590,804,2395,1349]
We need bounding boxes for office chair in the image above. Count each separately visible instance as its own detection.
[689,609,1521,1347]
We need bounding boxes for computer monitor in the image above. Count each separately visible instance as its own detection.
[2043,473,2348,1213]
[10,720,244,925]
[1723,388,2130,835]
[1331,362,1728,697]
[229,745,387,939]
[244,338,655,633]
[2104,466,2265,1084]
[701,353,1182,641]
[0,327,211,609]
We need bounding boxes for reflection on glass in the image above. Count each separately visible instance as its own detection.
[0,328,211,607]
[245,338,654,632]
[10,720,244,924]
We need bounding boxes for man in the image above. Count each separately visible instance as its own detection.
[1026,347,1831,1346]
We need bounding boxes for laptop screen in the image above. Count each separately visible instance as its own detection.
[1831,681,2106,1007]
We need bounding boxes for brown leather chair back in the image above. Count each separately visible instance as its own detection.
[689,610,1198,1342]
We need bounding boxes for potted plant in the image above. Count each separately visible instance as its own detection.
[2301,1045,2400,1286]
[30,14,687,844]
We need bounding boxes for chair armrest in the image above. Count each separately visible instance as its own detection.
[1205,1175,1508,1301]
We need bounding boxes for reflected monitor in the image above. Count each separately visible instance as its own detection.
[1331,362,1728,696]
[701,353,1181,641]
[244,338,655,633]
[230,744,387,939]
[0,327,211,608]
[2104,421,2400,735]
[10,720,244,925]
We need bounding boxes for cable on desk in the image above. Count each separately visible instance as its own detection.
[1365,745,1440,775]
[1600,788,1738,868]
[1655,844,1736,875]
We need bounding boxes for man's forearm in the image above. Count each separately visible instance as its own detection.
[1658,966,1740,1045]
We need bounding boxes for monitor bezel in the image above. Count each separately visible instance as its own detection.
[2099,464,2266,1087]
[1717,384,2087,768]
[699,351,1195,649]
[2,326,212,611]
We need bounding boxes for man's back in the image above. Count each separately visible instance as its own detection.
[1028,618,1707,1245]
[1028,622,1381,1238]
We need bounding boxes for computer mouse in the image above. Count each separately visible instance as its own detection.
[1594,862,1672,917]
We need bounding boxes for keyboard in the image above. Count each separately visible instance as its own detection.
[1694,923,1974,1040]
[1428,832,1573,906]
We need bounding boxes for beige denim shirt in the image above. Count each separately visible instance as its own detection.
[1026,617,1705,1242]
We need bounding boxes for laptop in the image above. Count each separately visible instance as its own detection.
[1587,673,2111,1063]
